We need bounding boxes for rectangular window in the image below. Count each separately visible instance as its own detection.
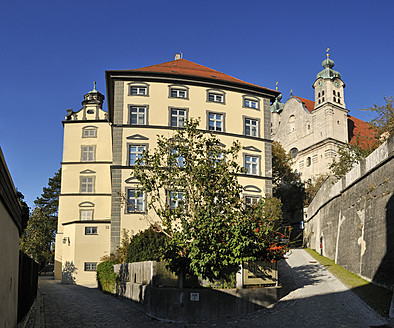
[85,227,98,235]
[130,86,147,95]
[80,210,93,220]
[170,191,185,210]
[208,113,224,132]
[129,145,146,165]
[81,146,95,162]
[170,88,187,98]
[127,189,145,213]
[208,93,224,103]
[84,262,97,271]
[130,106,147,125]
[81,176,94,193]
[170,108,187,128]
[245,118,259,137]
[82,128,97,138]
[244,99,258,109]
[245,155,259,175]
[244,196,259,207]
[171,149,184,167]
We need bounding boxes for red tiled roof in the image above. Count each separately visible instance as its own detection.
[131,59,274,92]
[348,115,376,149]
[294,96,315,112]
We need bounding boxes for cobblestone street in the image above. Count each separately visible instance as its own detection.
[31,249,392,327]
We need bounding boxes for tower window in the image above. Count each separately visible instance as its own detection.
[318,92,321,98]
[322,90,325,96]
[306,157,311,167]
[338,92,341,98]
[333,97,336,102]
[338,99,341,104]
[322,97,325,102]
[333,90,336,96]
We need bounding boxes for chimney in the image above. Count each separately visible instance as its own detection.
[174,53,182,60]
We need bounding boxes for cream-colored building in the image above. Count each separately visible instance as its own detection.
[271,54,372,182]
[55,55,279,284]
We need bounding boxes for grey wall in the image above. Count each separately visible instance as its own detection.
[304,136,394,290]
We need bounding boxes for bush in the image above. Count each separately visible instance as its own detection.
[127,228,167,263]
[96,260,117,293]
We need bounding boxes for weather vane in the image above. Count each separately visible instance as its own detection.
[290,89,293,96]
[326,48,330,58]
[275,82,279,91]
[93,81,97,91]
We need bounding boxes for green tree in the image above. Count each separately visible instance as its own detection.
[363,95,393,142]
[17,190,30,231]
[127,227,167,263]
[20,207,53,267]
[132,119,289,283]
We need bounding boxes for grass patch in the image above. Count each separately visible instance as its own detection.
[305,248,392,317]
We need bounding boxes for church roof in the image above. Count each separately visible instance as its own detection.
[348,115,376,149]
[130,59,275,92]
[294,96,315,112]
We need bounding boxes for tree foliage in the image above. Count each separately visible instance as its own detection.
[132,119,289,282]
[363,95,394,142]
[20,208,53,266]
[127,227,167,263]
[17,191,30,231]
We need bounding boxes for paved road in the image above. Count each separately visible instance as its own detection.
[32,249,392,327]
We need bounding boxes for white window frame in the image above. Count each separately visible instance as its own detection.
[170,191,185,210]
[244,155,259,175]
[85,227,98,235]
[130,86,147,96]
[170,88,187,99]
[244,99,258,109]
[82,127,97,138]
[128,144,146,165]
[170,108,187,128]
[80,209,93,220]
[127,189,146,213]
[244,195,260,207]
[244,118,259,137]
[130,106,147,125]
[208,93,224,103]
[84,262,97,271]
[81,145,95,162]
[80,176,95,193]
[208,112,224,132]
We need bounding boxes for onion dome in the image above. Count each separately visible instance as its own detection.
[316,52,341,80]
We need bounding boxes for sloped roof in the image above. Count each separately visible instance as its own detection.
[131,59,274,92]
[294,96,315,112]
[348,115,376,149]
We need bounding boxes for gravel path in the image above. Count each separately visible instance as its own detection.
[32,249,391,327]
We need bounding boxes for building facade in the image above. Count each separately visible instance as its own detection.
[271,54,373,182]
[55,56,279,284]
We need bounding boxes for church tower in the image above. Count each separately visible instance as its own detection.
[311,51,348,144]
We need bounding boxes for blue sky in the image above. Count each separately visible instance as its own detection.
[1,0,393,208]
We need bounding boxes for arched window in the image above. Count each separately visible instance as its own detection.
[288,115,295,132]
[306,157,311,167]
[290,148,298,158]
[322,90,325,96]
[333,90,336,96]
[318,92,321,98]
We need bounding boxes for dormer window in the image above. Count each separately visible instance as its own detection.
[82,126,97,138]
[169,85,189,99]
[128,82,149,96]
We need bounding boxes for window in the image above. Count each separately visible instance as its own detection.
[244,196,259,207]
[85,227,98,235]
[289,115,295,132]
[81,146,95,162]
[81,176,94,193]
[82,127,97,138]
[208,93,224,103]
[130,106,147,125]
[243,96,259,109]
[170,108,187,128]
[129,145,146,165]
[244,155,259,175]
[130,86,147,95]
[244,118,259,137]
[170,191,185,210]
[127,189,145,213]
[80,209,93,220]
[170,88,187,99]
[306,157,311,167]
[171,149,184,167]
[208,113,224,132]
[290,148,298,158]
[84,262,97,271]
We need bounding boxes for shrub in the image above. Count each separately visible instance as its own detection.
[96,260,117,293]
[127,227,167,263]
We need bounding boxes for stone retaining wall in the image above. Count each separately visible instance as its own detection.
[304,136,394,290]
